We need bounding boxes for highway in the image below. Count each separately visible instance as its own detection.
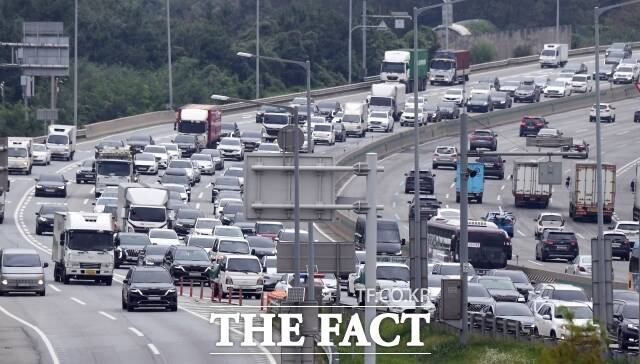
[0,51,637,363]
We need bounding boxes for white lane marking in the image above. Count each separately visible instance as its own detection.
[445,204,449,208]
[128,327,144,337]
[576,233,585,239]
[147,343,160,355]
[565,169,571,173]
[90,187,95,194]
[198,192,204,199]
[576,128,587,133]
[394,213,401,221]
[98,311,117,321]
[83,198,88,205]
[196,203,201,209]
[450,182,455,188]
[0,305,60,364]
[445,193,449,199]
[509,147,518,152]
[517,230,526,237]
[47,284,61,292]
[70,297,86,305]
[528,260,544,266]
[392,201,396,209]
[500,185,505,191]
[497,195,501,201]
[617,130,630,136]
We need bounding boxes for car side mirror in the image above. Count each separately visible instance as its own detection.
[401,238,406,246]
[59,234,65,245]
[262,266,267,273]
[123,279,129,284]
[542,314,551,320]
[503,160,506,163]
[43,262,49,268]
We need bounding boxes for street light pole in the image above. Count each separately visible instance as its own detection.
[166,0,173,109]
[556,0,560,44]
[256,0,260,99]
[74,0,78,129]
[362,0,367,79]
[349,24,388,85]
[348,0,352,83]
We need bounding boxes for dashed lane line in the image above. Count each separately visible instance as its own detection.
[70,297,86,306]
[147,343,160,355]
[47,284,61,292]
[98,311,117,321]
[128,327,144,337]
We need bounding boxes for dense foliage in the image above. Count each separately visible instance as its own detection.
[0,0,638,136]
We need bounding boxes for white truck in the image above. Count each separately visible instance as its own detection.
[95,149,135,198]
[7,137,33,175]
[634,164,640,222]
[369,83,406,121]
[52,212,115,285]
[117,183,170,233]
[570,162,616,222]
[512,162,552,208]
[342,102,368,138]
[46,124,77,161]
[539,43,568,68]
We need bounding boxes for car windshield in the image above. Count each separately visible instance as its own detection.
[136,153,155,161]
[224,169,243,177]
[496,304,533,317]
[96,161,130,176]
[438,103,454,111]
[378,223,400,242]
[479,278,514,290]
[492,271,529,284]
[220,139,240,146]
[519,84,534,90]
[215,227,243,238]
[572,75,587,82]
[263,114,289,125]
[129,207,166,222]
[203,149,221,157]
[40,205,67,215]
[67,231,113,251]
[2,253,41,267]
[174,135,195,143]
[227,258,261,273]
[470,94,488,101]
[382,61,406,72]
[555,306,592,319]
[617,224,639,231]
[219,241,250,254]
[128,135,149,143]
[314,124,332,131]
[39,174,64,182]
[377,266,410,281]
[175,249,209,261]
[177,210,200,219]
[196,219,220,229]
[502,81,520,87]
[119,234,151,246]
[541,49,556,56]
[149,230,177,239]
[145,146,165,154]
[257,223,282,234]
[549,81,566,87]
[132,270,173,283]
[145,245,170,255]
[259,144,280,152]
[32,144,46,151]
[617,67,634,73]
[342,115,361,123]
[96,197,117,206]
[554,289,588,301]
[547,232,576,241]
[162,144,178,151]
[468,285,491,298]
[623,304,640,319]
[215,177,240,186]
[188,237,215,249]
[47,134,68,144]
[8,148,27,157]
[436,147,455,154]
[248,238,274,248]
[170,160,192,168]
[541,215,562,222]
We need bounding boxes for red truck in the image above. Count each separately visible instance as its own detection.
[175,104,222,148]
[429,49,471,86]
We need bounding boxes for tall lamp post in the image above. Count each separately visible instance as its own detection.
[593,0,640,332]
[210,94,302,286]
[166,0,173,110]
[413,0,469,345]
[256,0,260,99]
[348,23,388,83]
[73,0,78,129]
[237,52,316,302]
[556,0,560,43]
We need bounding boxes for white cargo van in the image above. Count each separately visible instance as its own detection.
[46,124,77,161]
[539,44,568,68]
[7,137,33,175]
[342,102,368,138]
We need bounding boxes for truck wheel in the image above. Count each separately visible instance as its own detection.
[35,225,41,235]
[478,197,483,204]
[62,273,70,285]
[456,195,460,203]
[0,215,4,224]
[104,277,113,286]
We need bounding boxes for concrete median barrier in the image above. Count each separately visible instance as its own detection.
[85,110,175,139]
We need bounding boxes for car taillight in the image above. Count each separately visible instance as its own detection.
[520,120,527,127]
[545,240,555,245]
[570,240,578,246]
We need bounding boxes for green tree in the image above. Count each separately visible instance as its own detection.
[471,40,497,63]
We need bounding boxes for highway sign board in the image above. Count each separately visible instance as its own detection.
[277,241,356,274]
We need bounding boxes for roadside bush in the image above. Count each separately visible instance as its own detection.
[471,41,497,63]
[513,44,532,58]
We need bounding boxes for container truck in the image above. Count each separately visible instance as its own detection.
[46,124,76,161]
[342,102,368,138]
[428,49,471,85]
[512,161,552,208]
[456,162,485,203]
[539,44,568,68]
[94,148,135,198]
[175,104,222,148]
[380,49,428,93]
[52,212,115,285]
[117,183,170,233]
[368,83,406,121]
[7,137,33,175]
[570,162,616,222]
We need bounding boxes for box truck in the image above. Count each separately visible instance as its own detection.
[342,102,368,138]
[7,137,32,175]
[428,49,471,85]
[512,161,552,208]
[369,83,406,121]
[570,162,616,222]
[117,183,170,233]
[46,124,76,161]
[380,49,428,93]
[175,104,222,148]
[539,44,568,68]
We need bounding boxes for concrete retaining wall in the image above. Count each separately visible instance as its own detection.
[85,110,175,139]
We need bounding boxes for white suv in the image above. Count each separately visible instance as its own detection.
[612,64,639,84]
[534,300,593,339]
[534,213,565,238]
[211,255,263,299]
[610,220,640,244]
[589,103,616,122]
[570,74,593,93]
[442,88,466,106]
[432,145,458,169]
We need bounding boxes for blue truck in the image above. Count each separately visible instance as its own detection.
[455,162,485,203]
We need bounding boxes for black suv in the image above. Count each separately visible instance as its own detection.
[404,170,435,194]
[634,110,640,123]
[137,245,171,266]
[126,135,154,154]
[513,84,540,103]
[35,204,68,235]
[408,195,441,220]
[519,116,548,137]
[466,93,493,113]
[535,230,579,262]
[476,155,505,179]
[75,159,96,184]
[608,299,639,350]
[122,266,177,311]
[114,232,152,268]
[221,121,241,138]
[173,208,203,236]
[163,245,213,284]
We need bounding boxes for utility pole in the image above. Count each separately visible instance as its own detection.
[364,152,378,364]
[362,0,367,79]
[556,0,560,43]
[166,0,173,110]
[74,0,78,129]
[348,0,352,83]
[256,0,260,99]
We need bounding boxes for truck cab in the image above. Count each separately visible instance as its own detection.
[52,212,115,285]
[539,44,568,68]
[456,162,485,203]
[95,149,135,198]
[342,102,368,138]
[176,104,222,148]
[7,138,33,175]
[118,183,170,233]
[429,49,471,86]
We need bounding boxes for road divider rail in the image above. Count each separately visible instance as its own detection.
[325,84,638,286]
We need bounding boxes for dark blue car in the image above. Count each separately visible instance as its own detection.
[484,211,515,237]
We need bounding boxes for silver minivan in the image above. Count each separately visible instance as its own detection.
[0,248,47,296]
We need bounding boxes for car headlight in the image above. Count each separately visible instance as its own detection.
[38,217,47,222]
[257,277,264,285]
[104,262,113,268]
[173,265,184,271]
[131,289,143,295]
[57,185,65,189]
[38,280,44,285]
[226,277,233,284]
[517,296,525,302]
[1,280,7,285]
[36,185,43,189]
[165,288,177,295]
[628,323,638,330]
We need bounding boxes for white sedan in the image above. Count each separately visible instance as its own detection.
[544,80,571,98]
[32,143,51,165]
[564,255,592,276]
[312,123,336,144]
[148,228,181,246]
